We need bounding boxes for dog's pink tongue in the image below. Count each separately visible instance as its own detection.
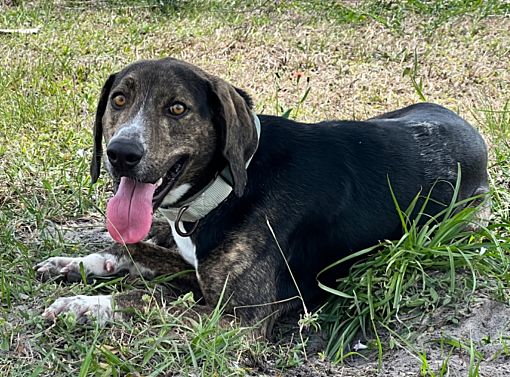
[106,177,156,244]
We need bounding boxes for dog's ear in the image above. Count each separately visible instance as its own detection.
[209,78,257,197]
[90,73,116,184]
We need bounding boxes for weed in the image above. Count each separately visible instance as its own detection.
[274,71,312,119]
[402,48,428,102]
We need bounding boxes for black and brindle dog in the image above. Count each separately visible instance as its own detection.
[37,58,489,335]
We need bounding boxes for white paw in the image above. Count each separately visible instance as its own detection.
[36,253,119,281]
[42,295,114,325]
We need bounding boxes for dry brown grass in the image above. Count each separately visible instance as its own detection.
[167,12,510,126]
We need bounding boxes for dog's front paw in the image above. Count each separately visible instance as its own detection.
[36,253,119,282]
[42,295,114,325]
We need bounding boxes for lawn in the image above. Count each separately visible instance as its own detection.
[1,0,510,375]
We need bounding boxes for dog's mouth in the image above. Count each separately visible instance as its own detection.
[105,155,189,245]
[152,155,189,209]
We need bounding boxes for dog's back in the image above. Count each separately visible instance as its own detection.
[369,102,488,202]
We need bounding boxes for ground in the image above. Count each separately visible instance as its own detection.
[1,1,510,376]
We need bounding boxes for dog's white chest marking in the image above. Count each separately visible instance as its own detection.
[169,220,197,268]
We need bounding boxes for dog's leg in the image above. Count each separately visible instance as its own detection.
[42,288,233,329]
[39,242,203,325]
[36,241,194,282]
[196,232,300,338]
[42,289,163,325]
[36,251,128,282]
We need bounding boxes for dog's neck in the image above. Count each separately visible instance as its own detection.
[159,113,261,224]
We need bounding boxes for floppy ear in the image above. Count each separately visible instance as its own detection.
[90,73,117,184]
[209,78,257,197]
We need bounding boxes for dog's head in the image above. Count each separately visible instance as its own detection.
[90,58,258,243]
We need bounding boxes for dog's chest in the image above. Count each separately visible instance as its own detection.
[168,221,198,268]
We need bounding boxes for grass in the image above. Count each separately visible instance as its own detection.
[319,175,508,360]
[1,0,509,375]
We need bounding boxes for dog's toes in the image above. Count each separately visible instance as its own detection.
[42,295,114,325]
[35,257,69,282]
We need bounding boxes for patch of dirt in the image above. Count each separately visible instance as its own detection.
[262,297,510,376]
[46,216,112,253]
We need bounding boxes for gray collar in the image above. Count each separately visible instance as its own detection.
[159,113,261,223]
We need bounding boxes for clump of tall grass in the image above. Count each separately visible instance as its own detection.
[319,171,509,362]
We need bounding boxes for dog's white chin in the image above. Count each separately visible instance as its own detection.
[161,183,192,206]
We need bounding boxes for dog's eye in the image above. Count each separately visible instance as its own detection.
[112,94,126,109]
[168,102,187,116]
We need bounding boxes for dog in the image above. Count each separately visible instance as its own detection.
[36,58,489,335]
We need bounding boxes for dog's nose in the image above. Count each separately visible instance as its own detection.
[106,139,144,170]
